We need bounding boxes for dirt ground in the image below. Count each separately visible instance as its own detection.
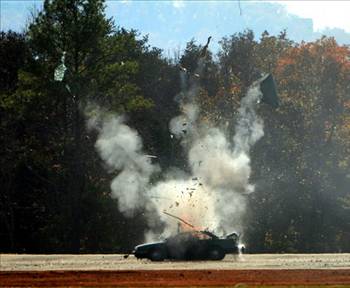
[1,269,350,287]
[1,254,350,287]
[1,254,350,271]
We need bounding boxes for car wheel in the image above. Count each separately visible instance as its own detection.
[149,249,165,261]
[208,247,225,260]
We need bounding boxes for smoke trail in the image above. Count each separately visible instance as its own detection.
[89,113,159,217]
[233,86,264,154]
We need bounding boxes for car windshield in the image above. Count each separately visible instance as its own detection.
[167,231,213,242]
[226,233,239,241]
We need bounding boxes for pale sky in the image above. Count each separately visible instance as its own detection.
[277,1,350,32]
[2,0,350,48]
[3,1,350,32]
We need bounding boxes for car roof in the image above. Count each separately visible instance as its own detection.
[169,230,219,239]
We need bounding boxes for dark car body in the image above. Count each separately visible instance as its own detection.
[134,230,242,261]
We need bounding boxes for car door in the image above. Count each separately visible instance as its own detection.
[190,232,212,259]
[166,232,194,259]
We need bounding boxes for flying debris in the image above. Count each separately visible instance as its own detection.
[65,84,71,93]
[163,211,195,229]
[179,65,188,73]
[238,0,242,15]
[145,155,157,159]
[54,51,76,100]
[54,52,67,82]
[200,36,212,58]
[255,73,279,108]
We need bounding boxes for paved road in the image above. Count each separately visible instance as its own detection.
[1,253,350,271]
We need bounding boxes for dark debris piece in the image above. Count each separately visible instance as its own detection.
[199,36,212,58]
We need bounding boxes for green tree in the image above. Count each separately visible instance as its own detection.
[1,0,154,253]
[0,31,28,251]
[247,36,350,252]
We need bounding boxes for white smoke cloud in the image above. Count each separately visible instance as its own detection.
[146,85,264,237]
[92,115,159,216]
[91,73,264,240]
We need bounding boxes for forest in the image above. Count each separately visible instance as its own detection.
[1,0,350,254]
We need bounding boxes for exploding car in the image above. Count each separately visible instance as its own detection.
[133,230,244,261]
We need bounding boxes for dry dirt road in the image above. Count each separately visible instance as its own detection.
[1,254,350,287]
[1,253,350,271]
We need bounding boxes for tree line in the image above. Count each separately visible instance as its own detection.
[1,0,349,253]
